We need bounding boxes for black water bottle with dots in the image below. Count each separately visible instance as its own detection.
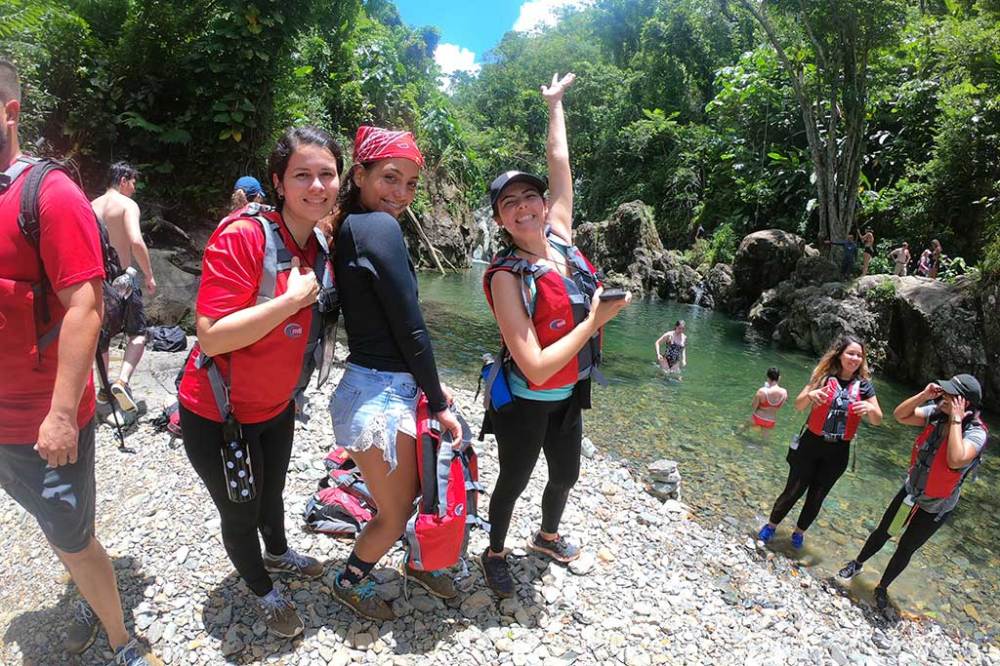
[220,413,256,503]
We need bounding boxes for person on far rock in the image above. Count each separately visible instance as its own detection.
[479,72,630,599]
[758,335,883,550]
[839,375,987,611]
[890,242,910,276]
[928,239,943,279]
[860,228,875,277]
[917,246,933,277]
[655,320,687,380]
[826,233,858,279]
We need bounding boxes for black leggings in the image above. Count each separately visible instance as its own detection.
[181,402,295,596]
[768,430,851,531]
[487,395,582,552]
[856,486,951,589]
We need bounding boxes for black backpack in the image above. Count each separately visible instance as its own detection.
[146,325,187,352]
[1,156,130,450]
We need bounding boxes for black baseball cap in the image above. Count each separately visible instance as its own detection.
[936,374,982,408]
[489,170,547,212]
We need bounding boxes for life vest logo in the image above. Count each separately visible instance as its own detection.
[284,323,303,338]
[549,319,567,330]
[455,503,465,516]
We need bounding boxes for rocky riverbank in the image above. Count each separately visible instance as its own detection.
[1,346,995,665]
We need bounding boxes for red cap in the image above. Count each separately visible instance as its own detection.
[352,125,425,168]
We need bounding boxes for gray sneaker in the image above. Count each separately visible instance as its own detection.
[257,590,303,638]
[332,578,395,621]
[263,548,324,579]
[66,599,99,654]
[108,639,150,666]
[527,532,580,563]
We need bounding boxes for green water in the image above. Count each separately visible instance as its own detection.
[418,267,1000,640]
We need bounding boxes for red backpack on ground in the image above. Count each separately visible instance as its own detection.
[404,393,489,571]
[302,447,378,538]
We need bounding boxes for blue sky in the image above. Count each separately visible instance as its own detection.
[394,0,590,83]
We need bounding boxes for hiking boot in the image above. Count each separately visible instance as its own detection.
[757,524,776,544]
[256,589,303,638]
[110,380,137,414]
[403,566,458,599]
[791,531,805,549]
[66,599,99,654]
[873,586,890,610]
[108,639,151,666]
[332,578,395,621]
[96,388,111,405]
[838,560,863,579]
[263,548,324,579]
[478,548,514,599]
[527,532,580,563]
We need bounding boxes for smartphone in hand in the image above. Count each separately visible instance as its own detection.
[599,288,628,301]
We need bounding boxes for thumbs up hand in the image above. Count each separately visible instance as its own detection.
[285,256,320,309]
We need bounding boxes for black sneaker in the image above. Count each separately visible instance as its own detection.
[527,532,580,563]
[873,586,889,610]
[478,548,514,599]
[838,560,863,579]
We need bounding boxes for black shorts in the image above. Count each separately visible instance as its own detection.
[99,279,148,353]
[0,420,97,553]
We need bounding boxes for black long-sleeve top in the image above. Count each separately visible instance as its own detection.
[335,212,448,412]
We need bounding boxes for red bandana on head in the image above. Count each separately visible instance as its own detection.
[352,125,425,168]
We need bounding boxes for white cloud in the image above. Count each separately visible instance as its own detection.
[513,0,592,33]
[434,42,481,92]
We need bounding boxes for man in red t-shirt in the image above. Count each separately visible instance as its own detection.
[0,61,151,665]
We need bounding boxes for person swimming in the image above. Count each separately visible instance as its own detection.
[655,320,687,380]
[751,367,788,430]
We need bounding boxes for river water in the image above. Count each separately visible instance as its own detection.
[417,267,999,640]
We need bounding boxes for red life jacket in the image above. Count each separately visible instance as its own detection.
[482,232,602,390]
[806,376,863,441]
[908,414,988,500]
[405,392,488,572]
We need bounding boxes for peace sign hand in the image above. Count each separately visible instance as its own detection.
[541,72,576,104]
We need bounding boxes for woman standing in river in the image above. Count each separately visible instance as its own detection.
[478,73,630,598]
[655,320,687,380]
[757,336,883,549]
[839,374,987,610]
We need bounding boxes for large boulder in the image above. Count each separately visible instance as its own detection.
[576,201,674,297]
[705,263,735,308]
[144,248,199,329]
[728,230,807,315]
[402,167,472,270]
[877,276,989,389]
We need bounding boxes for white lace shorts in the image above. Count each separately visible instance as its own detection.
[329,363,418,473]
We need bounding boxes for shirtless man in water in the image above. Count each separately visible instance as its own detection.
[750,367,787,435]
[90,162,155,414]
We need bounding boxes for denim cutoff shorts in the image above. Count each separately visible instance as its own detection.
[329,363,419,472]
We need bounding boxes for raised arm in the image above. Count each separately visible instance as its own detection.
[541,72,575,243]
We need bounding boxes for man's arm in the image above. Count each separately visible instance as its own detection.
[35,278,103,466]
[123,199,155,295]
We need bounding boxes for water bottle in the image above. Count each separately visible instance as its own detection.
[111,266,136,299]
[220,414,256,503]
[887,494,915,536]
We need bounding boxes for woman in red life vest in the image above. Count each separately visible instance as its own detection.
[479,73,630,598]
[839,374,987,610]
[325,126,463,620]
[757,336,883,549]
[177,127,342,639]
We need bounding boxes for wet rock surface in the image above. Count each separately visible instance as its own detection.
[1,346,991,665]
